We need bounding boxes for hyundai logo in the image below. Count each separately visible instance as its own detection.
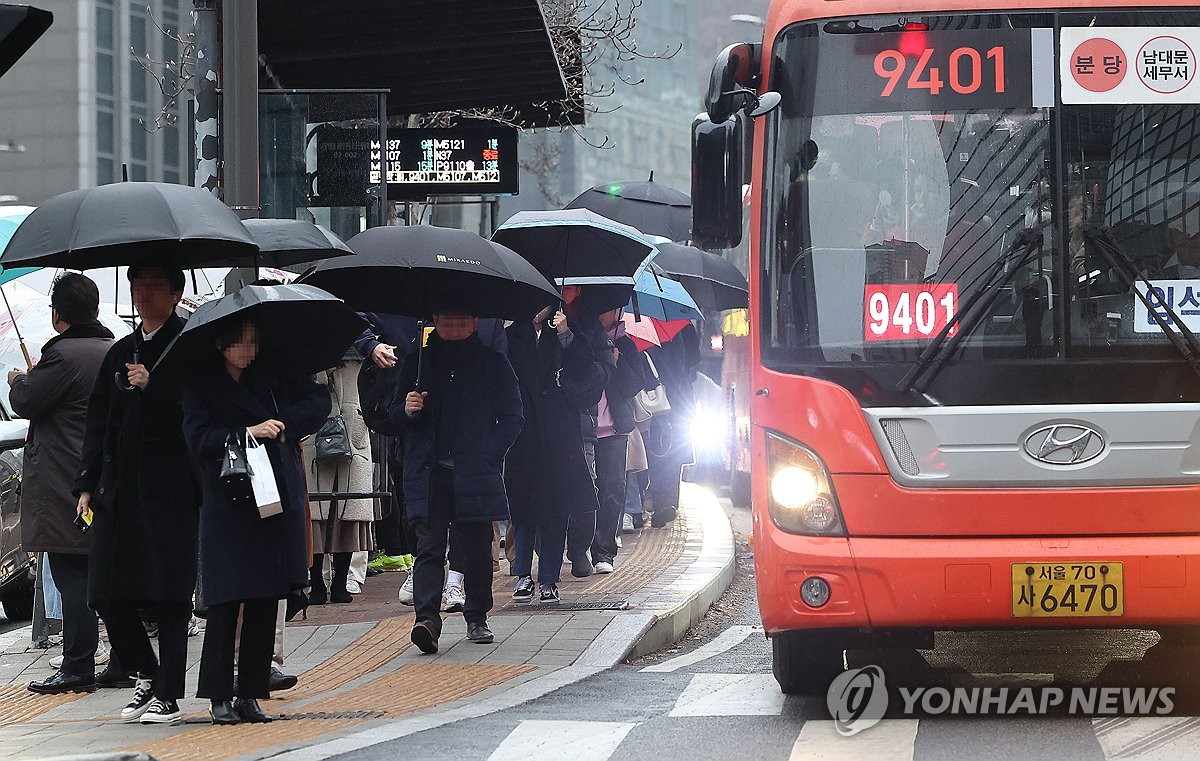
[1022,424,1105,465]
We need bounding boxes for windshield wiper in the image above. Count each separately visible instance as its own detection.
[1080,222,1200,383]
[897,227,1045,395]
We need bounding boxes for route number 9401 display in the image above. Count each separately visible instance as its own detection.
[874,45,1006,97]
[864,284,958,342]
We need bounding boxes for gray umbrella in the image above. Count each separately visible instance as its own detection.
[491,208,656,284]
[0,181,258,269]
[241,218,354,268]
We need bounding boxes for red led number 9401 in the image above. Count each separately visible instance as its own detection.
[874,45,1006,97]
[865,284,958,342]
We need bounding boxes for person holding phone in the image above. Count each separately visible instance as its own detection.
[10,273,114,694]
[73,263,200,725]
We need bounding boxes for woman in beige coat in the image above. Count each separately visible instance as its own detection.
[304,358,375,603]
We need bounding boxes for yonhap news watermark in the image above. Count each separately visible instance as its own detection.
[827,665,1175,736]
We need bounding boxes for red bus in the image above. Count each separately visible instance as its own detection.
[692,1,1200,694]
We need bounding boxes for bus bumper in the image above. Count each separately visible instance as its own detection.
[755,530,1200,635]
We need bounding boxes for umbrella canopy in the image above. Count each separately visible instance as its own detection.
[623,313,690,351]
[241,218,354,269]
[565,175,691,242]
[302,224,560,322]
[0,182,259,270]
[491,209,656,284]
[0,206,38,284]
[154,283,367,377]
[0,4,52,80]
[652,242,748,311]
[631,268,703,322]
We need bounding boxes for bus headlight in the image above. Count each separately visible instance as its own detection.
[766,431,845,536]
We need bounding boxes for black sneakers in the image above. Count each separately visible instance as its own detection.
[120,676,155,722]
[539,584,560,603]
[139,698,181,725]
[513,575,535,602]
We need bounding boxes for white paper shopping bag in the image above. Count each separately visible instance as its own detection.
[244,430,283,518]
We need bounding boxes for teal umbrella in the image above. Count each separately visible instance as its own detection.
[0,207,40,367]
[629,266,703,321]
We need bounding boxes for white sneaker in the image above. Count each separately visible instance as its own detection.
[120,677,155,722]
[442,584,465,612]
[616,534,622,548]
[50,643,109,670]
[139,697,181,725]
[622,513,636,534]
[346,578,362,595]
[187,616,204,637]
[398,573,415,605]
[594,561,615,574]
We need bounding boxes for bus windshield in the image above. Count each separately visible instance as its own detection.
[763,11,1200,389]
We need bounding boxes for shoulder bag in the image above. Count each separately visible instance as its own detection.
[633,354,672,423]
[315,372,353,461]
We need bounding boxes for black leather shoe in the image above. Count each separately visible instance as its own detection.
[651,506,678,528]
[410,621,439,654]
[28,670,97,694]
[95,664,135,688]
[209,699,240,725]
[568,552,593,578]
[466,622,495,644]
[233,697,274,723]
[269,666,298,692]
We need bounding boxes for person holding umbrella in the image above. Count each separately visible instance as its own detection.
[73,263,200,725]
[181,317,330,724]
[388,308,524,653]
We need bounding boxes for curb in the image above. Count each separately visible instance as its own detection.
[16,755,161,761]
[267,483,736,760]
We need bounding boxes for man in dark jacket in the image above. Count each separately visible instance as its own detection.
[388,311,523,654]
[73,263,200,725]
[10,273,114,694]
[645,323,702,527]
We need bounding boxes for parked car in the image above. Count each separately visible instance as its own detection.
[0,416,31,620]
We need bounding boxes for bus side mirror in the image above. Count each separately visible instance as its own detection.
[692,114,743,251]
[705,43,782,122]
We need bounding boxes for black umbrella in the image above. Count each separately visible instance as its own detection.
[241,218,354,268]
[0,4,52,80]
[301,224,560,322]
[153,284,367,377]
[491,209,655,286]
[652,242,748,311]
[565,173,691,242]
[0,181,258,270]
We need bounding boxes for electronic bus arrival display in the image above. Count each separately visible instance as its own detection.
[371,127,519,198]
[814,28,1038,115]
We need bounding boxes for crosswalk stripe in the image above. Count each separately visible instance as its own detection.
[789,719,919,761]
[486,720,637,761]
[668,673,785,717]
[641,625,760,673]
[1093,717,1200,759]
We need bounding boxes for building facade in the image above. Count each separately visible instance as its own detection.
[0,0,189,205]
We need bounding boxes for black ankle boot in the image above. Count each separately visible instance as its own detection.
[210,699,239,725]
[309,556,327,605]
[330,552,352,604]
[233,697,273,723]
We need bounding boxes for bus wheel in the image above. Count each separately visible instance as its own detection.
[772,630,846,695]
[0,581,34,621]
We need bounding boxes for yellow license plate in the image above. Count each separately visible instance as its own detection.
[1011,562,1124,617]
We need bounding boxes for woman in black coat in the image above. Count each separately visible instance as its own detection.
[182,320,330,725]
[504,305,610,602]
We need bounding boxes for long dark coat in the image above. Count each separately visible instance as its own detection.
[388,333,523,523]
[11,323,113,554]
[182,363,329,606]
[74,315,201,606]
[503,322,609,524]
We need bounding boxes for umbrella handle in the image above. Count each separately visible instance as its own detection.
[413,321,425,391]
[18,341,32,371]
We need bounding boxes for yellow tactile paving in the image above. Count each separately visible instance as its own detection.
[581,511,687,595]
[299,662,533,716]
[275,615,414,706]
[128,718,360,761]
[0,684,89,724]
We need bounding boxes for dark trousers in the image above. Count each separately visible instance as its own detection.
[47,553,97,677]
[590,434,629,564]
[648,415,689,512]
[567,438,597,560]
[410,467,494,635]
[511,515,568,586]
[378,457,413,556]
[93,600,191,700]
[197,598,277,699]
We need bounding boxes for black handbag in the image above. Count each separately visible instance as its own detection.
[220,431,255,503]
[315,374,353,461]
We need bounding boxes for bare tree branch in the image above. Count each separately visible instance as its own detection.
[133,5,194,132]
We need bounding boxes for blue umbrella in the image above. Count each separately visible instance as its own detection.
[630,267,703,321]
[0,207,40,368]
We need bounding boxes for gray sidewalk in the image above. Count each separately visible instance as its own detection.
[0,483,734,761]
